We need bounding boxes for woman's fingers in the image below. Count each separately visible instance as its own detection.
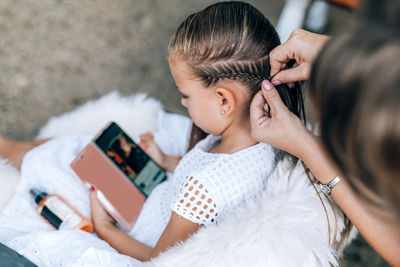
[269,29,329,85]
[250,80,286,130]
[269,40,292,78]
[251,79,310,157]
[271,64,310,85]
[250,91,267,122]
[260,80,287,113]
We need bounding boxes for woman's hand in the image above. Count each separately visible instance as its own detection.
[250,80,313,159]
[269,29,329,85]
[138,132,167,168]
[89,186,116,232]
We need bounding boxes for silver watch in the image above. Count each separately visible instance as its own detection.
[318,176,341,194]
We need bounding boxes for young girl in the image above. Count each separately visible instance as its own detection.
[88,1,305,261]
[0,1,304,262]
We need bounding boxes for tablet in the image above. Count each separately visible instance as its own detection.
[71,122,166,230]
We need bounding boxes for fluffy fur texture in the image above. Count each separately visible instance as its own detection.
[149,159,356,267]
[36,91,162,140]
[0,92,355,266]
[0,158,20,211]
[0,92,161,213]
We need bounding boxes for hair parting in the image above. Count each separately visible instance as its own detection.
[169,2,305,150]
[169,0,351,249]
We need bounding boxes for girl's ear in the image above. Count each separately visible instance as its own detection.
[215,87,236,117]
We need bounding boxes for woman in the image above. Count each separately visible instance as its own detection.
[250,26,400,265]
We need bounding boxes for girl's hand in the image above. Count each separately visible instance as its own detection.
[250,80,314,159]
[89,186,116,232]
[138,132,167,168]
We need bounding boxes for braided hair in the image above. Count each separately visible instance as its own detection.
[169,1,305,150]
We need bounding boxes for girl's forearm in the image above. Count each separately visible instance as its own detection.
[301,134,400,266]
[163,155,181,173]
[96,224,153,262]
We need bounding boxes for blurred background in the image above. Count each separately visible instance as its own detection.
[0,0,389,265]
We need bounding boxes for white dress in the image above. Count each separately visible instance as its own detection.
[0,134,276,266]
[131,134,276,246]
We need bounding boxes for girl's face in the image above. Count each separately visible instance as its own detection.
[169,58,223,135]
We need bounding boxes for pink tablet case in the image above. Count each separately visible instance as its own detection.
[71,142,145,231]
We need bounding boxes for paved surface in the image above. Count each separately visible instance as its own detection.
[0,1,388,266]
[0,0,284,140]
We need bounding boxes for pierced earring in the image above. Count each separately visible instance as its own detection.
[221,110,225,115]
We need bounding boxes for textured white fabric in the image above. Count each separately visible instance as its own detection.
[0,136,142,266]
[0,92,355,266]
[36,91,163,141]
[173,176,218,224]
[150,159,357,267]
[172,135,275,225]
[131,134,276,244]
[0,92,192,266]
[0,158,20,211]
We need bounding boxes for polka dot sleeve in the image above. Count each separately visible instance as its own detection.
[171,176,218,225]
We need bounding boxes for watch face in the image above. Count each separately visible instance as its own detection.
[322,185,331,194]
[318,183,330,194]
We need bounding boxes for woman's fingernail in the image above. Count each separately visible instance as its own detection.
[90,185,95,191]
[262,80,273,90]
[271,80,281,86]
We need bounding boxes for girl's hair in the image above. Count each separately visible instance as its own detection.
[169,1,353,249]
[309,26,400,214]
[168,1,305,150]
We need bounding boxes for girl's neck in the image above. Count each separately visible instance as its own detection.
[211,121,258,154]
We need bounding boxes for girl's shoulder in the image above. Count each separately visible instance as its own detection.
[180,136,276,184]
[191,134,220,152]
[172,138,277,224]
[191,134,274,158]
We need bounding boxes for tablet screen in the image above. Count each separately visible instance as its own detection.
[95,122,166,197]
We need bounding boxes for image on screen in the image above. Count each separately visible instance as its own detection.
[95,122,166,197]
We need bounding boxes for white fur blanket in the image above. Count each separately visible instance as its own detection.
[0,92,354,266]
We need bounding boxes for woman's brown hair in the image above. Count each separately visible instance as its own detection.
[168,1,305,151]
[309,25,400,214]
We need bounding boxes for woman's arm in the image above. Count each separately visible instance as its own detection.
[250,81,400,265]
[89,187,200,261]
[301,132,400,266]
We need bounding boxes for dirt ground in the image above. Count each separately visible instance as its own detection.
[0,0,389,265]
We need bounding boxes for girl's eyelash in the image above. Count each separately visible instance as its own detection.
[181,93,188,99]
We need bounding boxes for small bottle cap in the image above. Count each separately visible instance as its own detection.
[30,188,48,204]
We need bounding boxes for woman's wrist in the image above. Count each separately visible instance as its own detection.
[299,133,338,184]
[291,128,317,161]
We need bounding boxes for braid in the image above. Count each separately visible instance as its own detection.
[206,71,267,83]
[169,1,306,151]
[193,55,270,91]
